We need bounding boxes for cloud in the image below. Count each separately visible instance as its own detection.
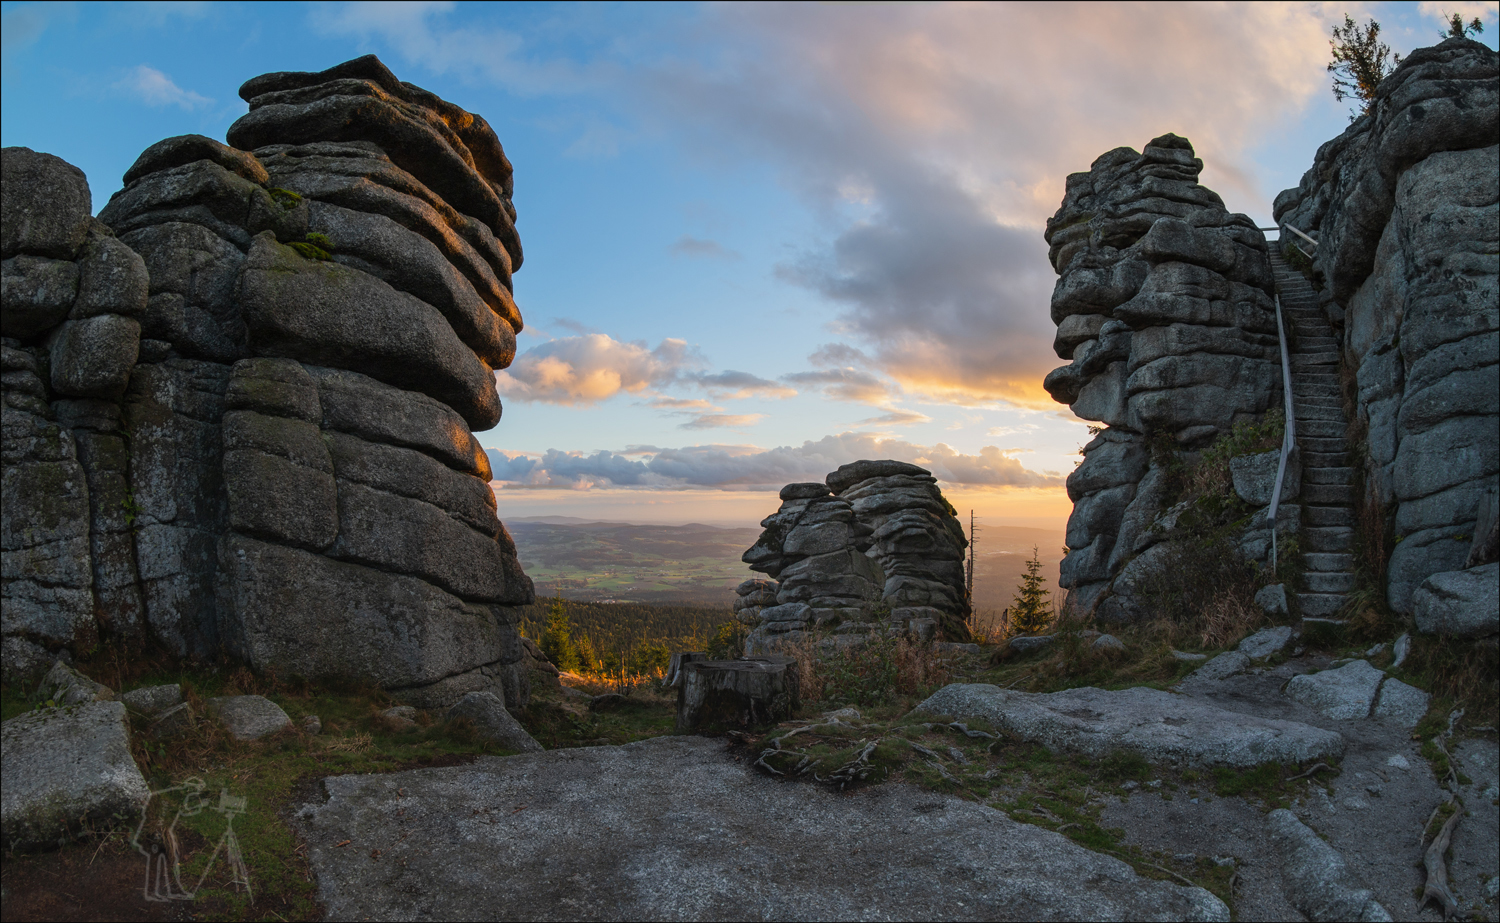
[1418,1,1499,32]
[1,5,52,54]
[648,397,719,411]
[679,413,765,431]
[496,334,701,405]
[493,431,1061,490]
[782,368,896,405]
[671,235,741,259]
[691,370,796,399]
[858,409,931,426]
[308,0,592,95]
[113,65,212,109]
[625,2,1338,405]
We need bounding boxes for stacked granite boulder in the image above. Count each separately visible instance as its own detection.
[2,56,534,708]
[4,152,151,673]
[1041,134,1281,616]
[1273,37,1499,619]
[740,460,970,650]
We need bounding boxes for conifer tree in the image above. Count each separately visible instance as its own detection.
[1328,15,1402,121]
[541,597,580,672]
[1010,546,1052,634]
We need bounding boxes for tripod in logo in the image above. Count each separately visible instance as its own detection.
[130,777,252,903]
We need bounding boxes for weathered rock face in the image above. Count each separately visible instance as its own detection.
[1,56,534,707]
[741,460,970,644]
[1273,37,1498,616]
[1042,134,1280,614]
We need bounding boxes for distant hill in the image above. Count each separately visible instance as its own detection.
[507,519,1063,609]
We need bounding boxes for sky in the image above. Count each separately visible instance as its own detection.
[4,0,1497,529]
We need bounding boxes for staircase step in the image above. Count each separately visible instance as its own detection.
[1300,337,1340,349]
[1299,594,1348,618]
[1297,406,1347,422]
[1304,505,1355,527]
[1305,467,1354,485]
[1303,571,1356,594]
[1302,484,1356,506]
[1303,525,1354,552]
[1303,451,1351,467]
[1300,437,1349,454]
[1300,420,1346,438]
[1304,552,1355,572]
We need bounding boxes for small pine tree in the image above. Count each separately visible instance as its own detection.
[1010,546,1052,635]
[540,597,580,673]
[1328,15,1402,121]
[1441,12,1483,40]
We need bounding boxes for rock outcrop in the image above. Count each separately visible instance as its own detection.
[1273,37,1499,619]
[1041,134,1282,615]
[2,56,534,707]
[741,460,970,646]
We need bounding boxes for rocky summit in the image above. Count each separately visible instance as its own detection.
[2,55,533,708]
[740,460,972,647]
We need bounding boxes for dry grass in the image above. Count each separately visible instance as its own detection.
[967,608,1012,644]
[779,631,956,709]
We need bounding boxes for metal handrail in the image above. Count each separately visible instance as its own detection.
[1268,291,1298,572]
[1284,224,1318,249]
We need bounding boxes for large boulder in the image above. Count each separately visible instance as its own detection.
[1042,135,1282,614]
[1412,563,1500,638]
[3,56,537,705]
[916,683,1344,768]
[1,701,149,850]
[291,736,1229,921]
[1274,38,1498,615]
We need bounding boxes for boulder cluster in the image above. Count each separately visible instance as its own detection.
[1041,133,1282,615]
[1273,36,1499,618]
[2,56,534,707]
[738,460,970,650]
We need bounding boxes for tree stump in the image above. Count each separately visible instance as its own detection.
[676,655,800,731]
[664,651,709,688]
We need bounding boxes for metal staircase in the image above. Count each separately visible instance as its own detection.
[1268,239,1356,626]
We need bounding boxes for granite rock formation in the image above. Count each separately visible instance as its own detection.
[2,56,534,706]
[1273,37,1499,620]
[1041,134,1282,615]
[740,460,970,647]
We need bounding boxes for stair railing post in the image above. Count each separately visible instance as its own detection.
[1268,290,1298,574]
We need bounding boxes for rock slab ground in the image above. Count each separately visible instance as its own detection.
[916,683,1344,768]
[1,701,149,850]
[293,736,1228,922]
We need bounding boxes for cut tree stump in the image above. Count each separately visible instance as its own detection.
[677,656,800,730]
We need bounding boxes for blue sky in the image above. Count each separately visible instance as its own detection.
[4,1,1496,527]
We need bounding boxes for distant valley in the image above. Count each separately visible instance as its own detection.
[507,518,1064,609]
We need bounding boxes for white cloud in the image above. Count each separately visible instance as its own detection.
[114,65,212,109]
[496,334,700,405]
[625,2,1340,404]
[678,413,766,431]
[858,409,931,426]
[492,431,1060,490]
[1418,1,1499,33]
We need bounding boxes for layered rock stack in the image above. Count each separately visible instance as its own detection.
[1042,134,1281,616]
[1273,37,1499,620]
[2,56,534,707]
[739,460,969,649]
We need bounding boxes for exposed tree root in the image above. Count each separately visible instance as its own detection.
[1419,799,1462,921]
[1287,762,1334,781]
